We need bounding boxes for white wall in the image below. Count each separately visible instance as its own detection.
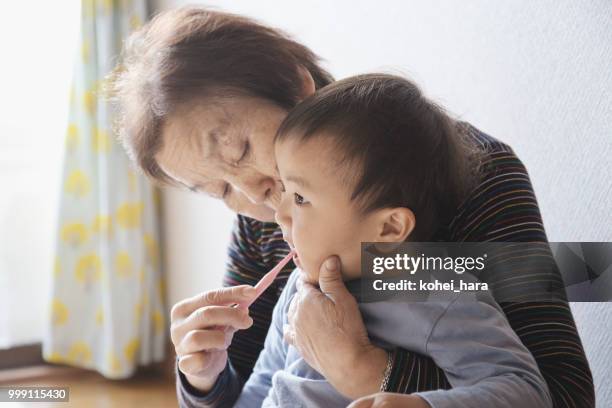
[153,0,612,402]
[161,189,235,306]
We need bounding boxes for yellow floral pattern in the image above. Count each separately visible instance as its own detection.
[74,253,103,284]
[67,341,93,365]
[46,351,64,363]
[65,170,91,197]
[52,299,69,326]
[96,307,104,325]
[92,127,111,153]
[92,214,113,236]
[143,234,160,268]
[107,351,122,375]
[83,88,96,116]
[66,123,80,150]
[115,251,133,278]
[116,202,144,229]
[61,222,89,246]
[54,257,62,278]
[152,310,165,334]
[45,0,165,380]
[124,338,140,364]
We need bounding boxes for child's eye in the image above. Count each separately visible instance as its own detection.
[294,193,308,206]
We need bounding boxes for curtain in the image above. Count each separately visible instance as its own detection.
[43,0,166,379]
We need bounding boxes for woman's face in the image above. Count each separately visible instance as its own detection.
[155,95,289,222]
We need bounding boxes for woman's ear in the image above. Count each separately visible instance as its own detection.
[297,65,315,100]
[376,207,416,243]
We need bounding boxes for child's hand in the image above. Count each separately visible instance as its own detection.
[170,285,257,393]
[283,256,388,400]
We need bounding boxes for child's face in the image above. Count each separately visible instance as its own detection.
[274,134,381,285]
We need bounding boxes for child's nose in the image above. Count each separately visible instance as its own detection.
[275,194,291,229]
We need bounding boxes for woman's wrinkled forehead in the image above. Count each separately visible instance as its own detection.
[155,93,286,192]
[156,102,243,180]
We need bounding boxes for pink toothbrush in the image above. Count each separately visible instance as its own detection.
[239,249,296,309]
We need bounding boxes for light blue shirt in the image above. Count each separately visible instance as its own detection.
[235,270,552,408]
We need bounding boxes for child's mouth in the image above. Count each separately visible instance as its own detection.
[292,251,303,269]
[287,245,303,269]
[283,235,303,270]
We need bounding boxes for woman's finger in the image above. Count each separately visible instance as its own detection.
[349,393,429,408]
[318,255,353,303]
[175,305,252,340]
[171,285,256,319]
[177,329,233,356]
[178,350,226,377]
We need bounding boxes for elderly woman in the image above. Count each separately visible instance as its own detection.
[111,7,594,408]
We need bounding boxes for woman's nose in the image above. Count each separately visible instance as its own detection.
[238,177,276,205]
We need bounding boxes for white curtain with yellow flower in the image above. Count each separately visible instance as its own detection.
[43,0,166,379]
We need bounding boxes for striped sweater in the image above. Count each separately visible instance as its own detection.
[177,124,594,408]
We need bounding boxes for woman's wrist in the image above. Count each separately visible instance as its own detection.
[333,344,389,399]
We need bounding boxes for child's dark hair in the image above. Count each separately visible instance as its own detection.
[275,73,482,241]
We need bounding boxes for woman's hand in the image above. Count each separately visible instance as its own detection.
[282,256,389,399]
[170,285,257,393]
[348,393,431,408]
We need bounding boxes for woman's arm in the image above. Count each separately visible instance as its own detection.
[225,215,455,396]
[177,213,454,407]
[351,127,594,408]
[183,149,597,407]
[383,350,450,393]
[448,132,595,407]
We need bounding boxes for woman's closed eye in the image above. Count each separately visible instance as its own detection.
[222,183,232,199]
[235,141,250,165]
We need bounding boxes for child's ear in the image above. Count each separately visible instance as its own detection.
[377,207,416,243]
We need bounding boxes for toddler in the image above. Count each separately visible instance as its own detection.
[235,74,551,408]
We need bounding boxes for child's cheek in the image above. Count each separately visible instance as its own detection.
[293,220,321,284]
[300,267,319,286]
[300,254,319,284]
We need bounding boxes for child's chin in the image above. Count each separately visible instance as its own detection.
[298,270,319,287]
[293,252,303,269]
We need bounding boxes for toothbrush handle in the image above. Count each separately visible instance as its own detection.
[240,250,296,309]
